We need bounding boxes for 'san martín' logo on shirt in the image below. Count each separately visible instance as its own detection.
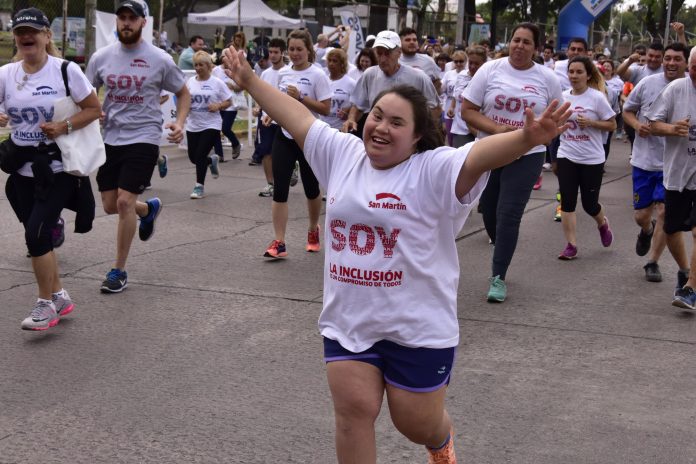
[522,85,540,96]
[130,58,150,68]
[368,192,407,211]
[573,106,588,114]
[32,86,58,96]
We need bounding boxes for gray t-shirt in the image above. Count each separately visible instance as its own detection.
[350,64,440,112]
[86,40,187,146]
[623,73,669,172]
[399,53,441,82]
[628,63,662,85]
[647,77,696,191]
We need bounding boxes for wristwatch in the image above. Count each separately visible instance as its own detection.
[66,119,73,134]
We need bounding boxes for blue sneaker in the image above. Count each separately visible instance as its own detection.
[139,198,162,241]
[487,275,507,302]
[157,154,168,178]
[210,154,220,179]
[100,268,128,293]
[672,286,696,310]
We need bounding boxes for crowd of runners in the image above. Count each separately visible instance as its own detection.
[3,2,696,463]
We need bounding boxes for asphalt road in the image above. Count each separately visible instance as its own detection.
[1,138,695,463]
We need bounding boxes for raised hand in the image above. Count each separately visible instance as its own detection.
[221,46,254,90]
[522,100,571,147]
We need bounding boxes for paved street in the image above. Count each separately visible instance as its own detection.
[1,139,695,463]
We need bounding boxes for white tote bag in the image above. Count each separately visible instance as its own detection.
[53,61,106,177]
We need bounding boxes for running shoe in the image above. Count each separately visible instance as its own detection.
[21,300,59,331]
[598,217,613,247]
[558,243,578,260]
[643,262,662,282]
[52,290,74,317]
[190,184,206,199]
[210,154,220,179]
[672,286,696,310]
[101,268,128,293]
[290,161,299,187]
[487,275,506,303]
[635,219,655,256]
[232,144,241,159]
[157,154,168,178]
[248,159,261,166]
[139,198,162,241]
[306,226,320,252]
[258,183,274,197]
[426,427,456,464]
[51,216,65,248]
[554,204,562,222]
[532,175,543,190]
[264,240,287,259]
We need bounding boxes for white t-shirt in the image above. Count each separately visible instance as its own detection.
[351,64,440,112]
[554,59,570,90]
[605,75,624,95]
[628,63,663,85]
[399,53,441,82]
[321,74,356,130]
[647,77,696,192]
[450,70,472,135]
[441,69,459,120]
[212,65,239,111]
[303,120,488,351]
[557,87,615,165]
[623,73,670,172]
[185,75,233,132]
[462,58,563,155]
[347,66,364,82]
[0,56,94,176]
[276,64,332,139]
[544,58,555,69]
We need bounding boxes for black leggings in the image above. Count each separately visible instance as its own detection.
[187,129,219,185]
[557,157,604,216]
[8,172,76,257]
[270,130,320,203]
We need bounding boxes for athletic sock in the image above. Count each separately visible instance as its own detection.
[427,431,451,451]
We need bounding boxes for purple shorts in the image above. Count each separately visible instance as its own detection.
[323,337,456,393]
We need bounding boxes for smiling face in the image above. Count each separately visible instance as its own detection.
[359,55,372,71]
[508,27,536,69]
[13,26,50,61]
[568,61,590,92]
[193,57,212,79]
[287,38,309,67]
[662,49,686,81]
[116,10,145,45]
[363,92,421,170]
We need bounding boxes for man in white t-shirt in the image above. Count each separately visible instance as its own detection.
[554,37,587,91]
[623,43,689,283]
[398,27,442,94]
[543,44,555,69]
[647,47,696,310]
[617,42,664,85]
[342,30,441,136]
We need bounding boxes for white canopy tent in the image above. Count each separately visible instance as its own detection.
[187,0,302,28]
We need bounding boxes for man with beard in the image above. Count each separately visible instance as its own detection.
[398,27,442,94]
[86,0,191,293]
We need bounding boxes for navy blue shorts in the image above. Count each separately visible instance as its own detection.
[632,167,665,210]
[256,122,278,158]
[323,337,455,393]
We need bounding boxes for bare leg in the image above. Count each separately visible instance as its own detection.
[647,203,667,263]
[262,155,273,184]
[561,211,577,245]
[32,252,61,299]
[327,361,384,464]
[386,383,451,447]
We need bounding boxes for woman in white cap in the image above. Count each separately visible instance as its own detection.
[223,40,570,464]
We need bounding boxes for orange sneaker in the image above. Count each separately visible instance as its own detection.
[306,226,320,252]
[427,428,456,464]
[264,240,287,258]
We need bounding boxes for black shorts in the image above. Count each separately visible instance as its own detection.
[664,188,696,234]
[256,123,278,157]
[97,143,159,194]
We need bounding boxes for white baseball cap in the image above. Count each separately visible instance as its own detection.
[372,31,401,50]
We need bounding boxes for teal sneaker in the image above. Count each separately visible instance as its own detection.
[487,275,507,302]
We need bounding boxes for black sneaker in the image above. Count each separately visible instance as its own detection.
[51,217,65,248]
[139,198,162,241]
[635,219,655,256]
[643,262,662,282]
[100,268,128,293]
